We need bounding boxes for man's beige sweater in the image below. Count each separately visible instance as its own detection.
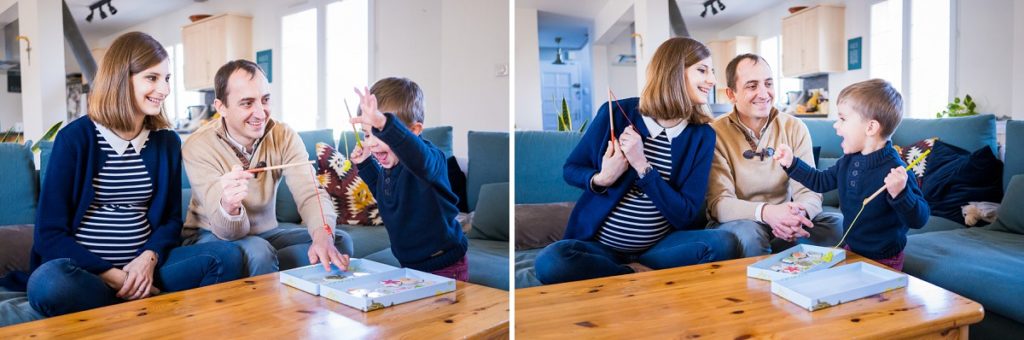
[706,108,823,223]
[182,118,336,240]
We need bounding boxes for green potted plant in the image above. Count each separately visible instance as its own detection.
[936,95,978,118]
[556,97,587,133]
[0,121,63,152]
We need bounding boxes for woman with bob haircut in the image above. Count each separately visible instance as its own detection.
[22,31,243,317]
[534,37,739,284]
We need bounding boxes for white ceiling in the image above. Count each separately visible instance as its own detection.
[64,0,194,40]
[525,0,789,45]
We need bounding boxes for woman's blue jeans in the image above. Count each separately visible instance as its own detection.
[27,241,244,317]
[535,229,738,285]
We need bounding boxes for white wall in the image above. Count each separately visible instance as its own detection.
[18,0,65,146]
[0,29,21,129]
[956,0,1014,119]
[438,0,509,158]
[607,28,638,100]
[0,74,20,130]
[515,7,542,130]
[375,0,443,128]
[1015,0,1024,119]
[91,0,509,159]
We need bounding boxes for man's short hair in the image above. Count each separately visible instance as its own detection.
[837,79,904,138]
[367,77,425,127]
[724,53,769,90]
[214,59,265,106]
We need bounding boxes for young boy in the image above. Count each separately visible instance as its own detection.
[773,79,929,271]
[349,78,469,281]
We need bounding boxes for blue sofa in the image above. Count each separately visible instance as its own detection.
[514,115,1024,338]
[804,115,1023,339]
[0,124,509,325]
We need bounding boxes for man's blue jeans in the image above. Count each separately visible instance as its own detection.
[187,227,354,277]
[27,241,244,317]
[534,229,739,285]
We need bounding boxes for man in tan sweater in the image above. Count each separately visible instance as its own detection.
[182,60,352,276]
[706,54,841,257]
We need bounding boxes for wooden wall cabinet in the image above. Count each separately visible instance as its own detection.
[708,36,756,103]
[182,14,252,91]
[781,5,845,78]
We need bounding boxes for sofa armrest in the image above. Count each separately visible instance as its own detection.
[0,225,34,278]
[987,175,1024,234]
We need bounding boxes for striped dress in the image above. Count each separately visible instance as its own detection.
[74,127,153,267]
[597,129,674,252]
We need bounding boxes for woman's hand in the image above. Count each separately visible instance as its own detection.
[119,250,158,300]
[592,140,629,187]
[619,126,650,174]
[99,268,127,291]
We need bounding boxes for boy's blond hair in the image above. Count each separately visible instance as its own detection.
[365,77,424,128]
[837,79,903,138]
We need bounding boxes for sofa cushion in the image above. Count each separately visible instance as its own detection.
[468,182,509,242]
[904,227,1024,324]
[893,137,936,186]
[922,140,1003,225]
[0,290,42,327]
[817,157,840,207]
[892,114,997,157]
[0,225,33,277]
[297,129,335,164]
[514,202,573,250]
[37,140,54,187]
[315,143,382,226]
[364,238,509,290]
[907,216,965,235]
[514,248,544,289]
[988,175,1024,235]
[514,131,583,204]
[467,131,509,210]
[0,143,38,225]
[336,224,391,258]
[276,181,302,224]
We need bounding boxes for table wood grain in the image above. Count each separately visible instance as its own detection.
[0,273,509,339]
[516,253,983,339]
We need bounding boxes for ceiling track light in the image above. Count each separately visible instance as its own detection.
[700,0,726,18]
[85,0,117,22]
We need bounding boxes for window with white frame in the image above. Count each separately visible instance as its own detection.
[163,44,203,126]
[281,8,319,131]
[870,0,903,91]
[759,36,802,108]
[908,0,950,117]
[326,0,369,136]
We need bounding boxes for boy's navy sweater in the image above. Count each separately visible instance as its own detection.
[784,141,930,259]
[562,97,716,241]
[356,113,468,272]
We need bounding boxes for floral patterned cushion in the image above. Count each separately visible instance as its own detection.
[893,137,937,187]
[315,143,383,226]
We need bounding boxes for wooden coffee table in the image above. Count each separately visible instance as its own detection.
[0,273,509,339]
[517,253,983,339]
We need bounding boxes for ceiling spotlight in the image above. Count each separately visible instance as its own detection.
[85,0,118,23]
[701,0,727,18]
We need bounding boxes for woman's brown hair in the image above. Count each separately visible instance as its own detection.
[88,31,172,132]
[639,37,712,125]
